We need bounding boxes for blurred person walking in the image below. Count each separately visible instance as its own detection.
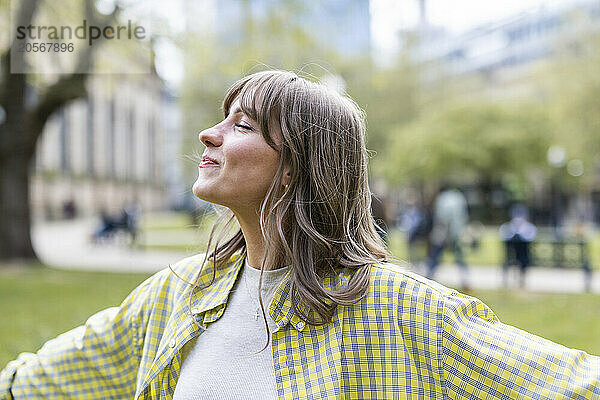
[426,184,469,289]
[399,192,430,266]
[500,204,537,288]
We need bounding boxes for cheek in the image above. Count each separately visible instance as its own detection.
[230,138,278,169]
[227,142,280,187]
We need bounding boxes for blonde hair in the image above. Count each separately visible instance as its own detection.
[194,70,388,330]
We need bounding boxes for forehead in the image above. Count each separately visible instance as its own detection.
[223,73,284,120]
[227,99,244,116]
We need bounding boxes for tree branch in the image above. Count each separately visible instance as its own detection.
[25,0,121,146]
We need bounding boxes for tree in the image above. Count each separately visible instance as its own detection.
[344,56,419,164]
[543,31,600,187]
[0,0,117,261]
[381,101,552,186]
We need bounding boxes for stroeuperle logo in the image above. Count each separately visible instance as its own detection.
[15,19,146,46]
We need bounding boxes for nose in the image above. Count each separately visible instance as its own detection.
[199,123,223,147]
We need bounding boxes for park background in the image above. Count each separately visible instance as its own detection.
[1,0,599,366]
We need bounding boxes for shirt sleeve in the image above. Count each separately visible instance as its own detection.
[441,292,600,399]
[0,275,154,400]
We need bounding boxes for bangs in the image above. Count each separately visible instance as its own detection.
[222,70,299,149]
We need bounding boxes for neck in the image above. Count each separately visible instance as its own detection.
[234,209,279,271]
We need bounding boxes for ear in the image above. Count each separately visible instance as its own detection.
[281,163,291,188]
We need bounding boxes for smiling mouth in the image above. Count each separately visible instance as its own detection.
[199,156,220,168]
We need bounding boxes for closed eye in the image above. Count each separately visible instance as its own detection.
[235,123,254,131]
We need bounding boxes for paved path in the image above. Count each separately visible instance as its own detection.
[32,218,600,294]
[414,263,599,294]
[32,218,188,274]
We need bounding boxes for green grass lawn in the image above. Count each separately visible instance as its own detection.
[471,290,600,355]
[1,264,599,369]
[0,264,151,368]
[137,211,216,252]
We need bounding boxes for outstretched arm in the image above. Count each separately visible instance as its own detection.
[441,292,600,399]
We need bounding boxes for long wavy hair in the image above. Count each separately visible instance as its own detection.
[191,70,388,331]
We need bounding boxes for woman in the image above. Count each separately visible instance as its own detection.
[1,70,599,399]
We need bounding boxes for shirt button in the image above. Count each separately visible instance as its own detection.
[297,321,305,330]
[169,338,177,348]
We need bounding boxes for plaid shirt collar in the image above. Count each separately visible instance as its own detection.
[185,253,314,332]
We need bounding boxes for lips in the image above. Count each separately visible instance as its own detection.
[199,155,220,167]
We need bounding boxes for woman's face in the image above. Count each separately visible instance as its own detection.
[192,99,283,214]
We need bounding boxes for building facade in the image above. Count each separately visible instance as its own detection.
[413,0,600,79]
[31,73,169,220]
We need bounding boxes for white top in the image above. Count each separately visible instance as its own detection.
[173,260,291,400]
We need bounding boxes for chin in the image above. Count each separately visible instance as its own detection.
[192,181,209,201]
[192,181,221,205]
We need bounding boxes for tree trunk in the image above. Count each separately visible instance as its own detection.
[0,149,36,260]
[0,0,117,263]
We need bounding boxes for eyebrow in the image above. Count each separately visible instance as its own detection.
[228,106,243,116]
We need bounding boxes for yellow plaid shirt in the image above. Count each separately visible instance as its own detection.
[1,253,599,399]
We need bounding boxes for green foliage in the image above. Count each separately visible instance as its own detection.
[541,31,600,187]
[382,101,551,185]
[344,58,419,159]
[374,27,600,194]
